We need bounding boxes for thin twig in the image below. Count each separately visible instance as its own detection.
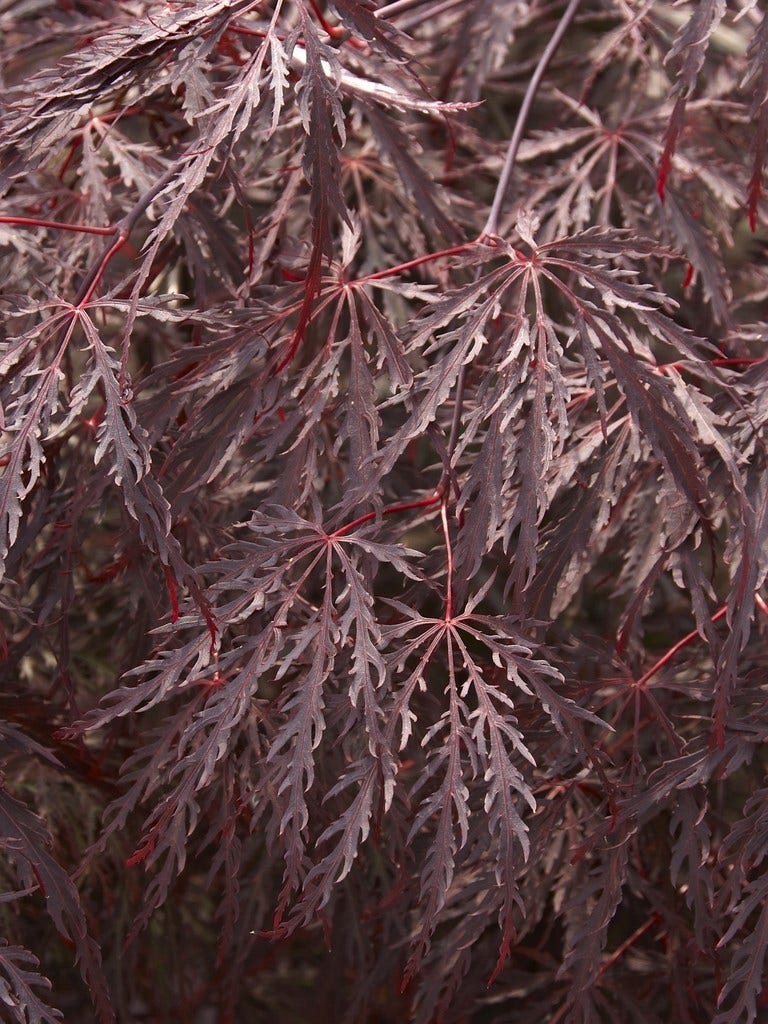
[0,216,115,236]
[635,605,728,689]
[376,0,434,19]
[331,492,442,539]
[395,0,467,31]
[483,0,583,238]
[73,163,180,306]
[441,1,582,498]
[440,496,454,620]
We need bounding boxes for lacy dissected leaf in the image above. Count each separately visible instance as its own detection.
[1,0,767,1019]
[333,292,381,490]
[518,89,737,319]
[372,227,719,602]
[524,418,636,618]
[0,722,61,769]
[380,604,595,982]
[557,841,629,1022]
[715,785,768,1024]
[713,456,768,744]
[0,320,71,578]
[657,0,727,199]
[0,1,254,183]
[714,892,768,1024]
[331,0,409,63]
[281,11,351,367]
[436,0,528,102]
[668,787,716,950]
[364,105,459,241]
[0,790,113,1023]
[0,944,62,1024]
[743,9,768,230]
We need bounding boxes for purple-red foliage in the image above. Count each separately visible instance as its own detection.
[1,2,767,1021]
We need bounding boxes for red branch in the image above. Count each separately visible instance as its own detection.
[0,216,116,236]
[332,491,442,539]
[634,604,728,689]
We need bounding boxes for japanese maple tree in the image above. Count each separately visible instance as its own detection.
[1,1,768,1021]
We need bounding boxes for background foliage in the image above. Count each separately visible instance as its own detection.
[1,1,768,1021]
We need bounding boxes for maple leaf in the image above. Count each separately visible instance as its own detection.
[1,1,767,1019]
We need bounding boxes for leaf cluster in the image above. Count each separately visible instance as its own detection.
[1,1,768,1021]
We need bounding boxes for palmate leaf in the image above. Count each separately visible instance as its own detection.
[78,507,419,934]
[370,225,724,601]
[381,604,596,982]
[77,519,325,922]
[518,88,739,320]
[0,1,256,184]
[2,0,767,1018]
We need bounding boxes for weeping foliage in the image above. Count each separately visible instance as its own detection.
[1,1,768,1021]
